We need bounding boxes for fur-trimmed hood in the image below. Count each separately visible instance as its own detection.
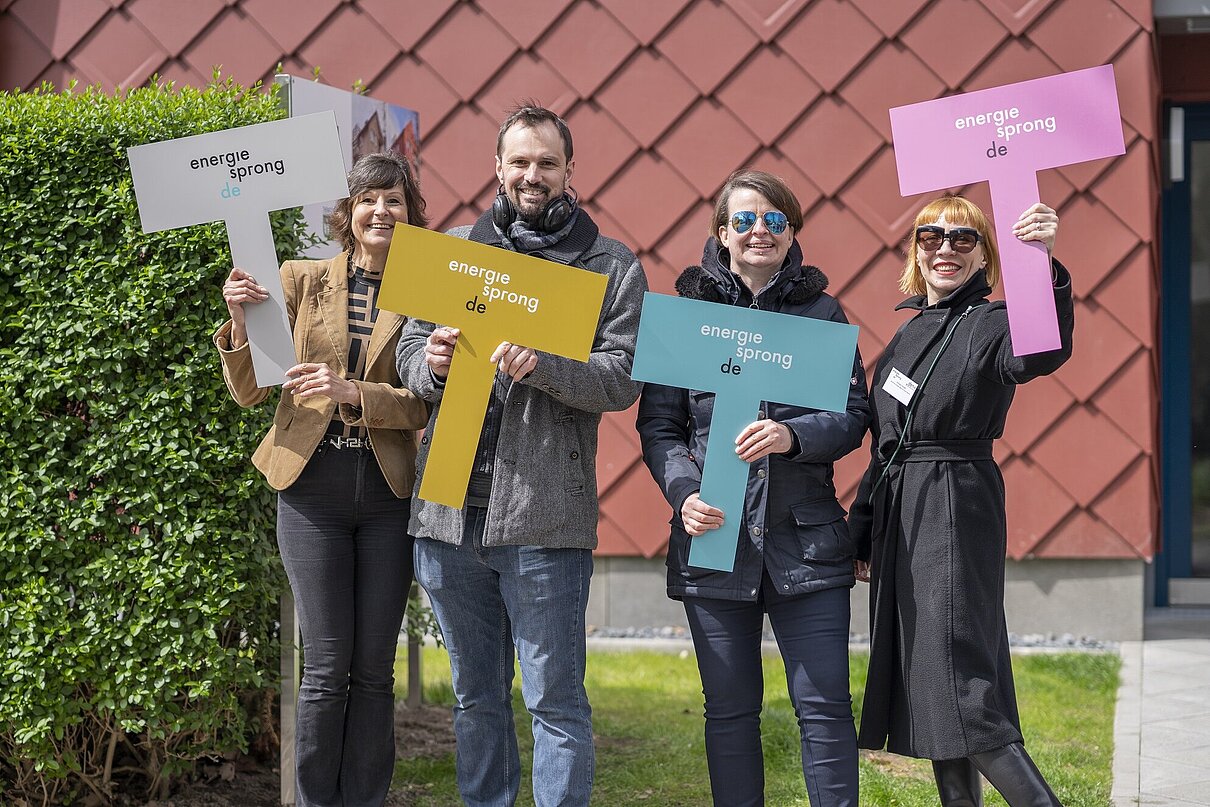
[674,236,829,306]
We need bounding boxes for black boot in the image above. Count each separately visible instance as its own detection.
[971,742,1062,806]
[933,758,984,807]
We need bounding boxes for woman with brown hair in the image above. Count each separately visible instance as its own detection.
[214,152,429,807]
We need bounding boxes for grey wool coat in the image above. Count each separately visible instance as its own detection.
[848,261,1073,760]
[395,208,647,549]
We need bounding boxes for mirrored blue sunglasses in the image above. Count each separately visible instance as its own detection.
[729,210,789,235]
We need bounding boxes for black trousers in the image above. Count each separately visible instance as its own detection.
[277,446,413,807]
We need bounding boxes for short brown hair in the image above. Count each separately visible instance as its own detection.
[710,169,804,241]
[899,195,1000,296]
[496,99,573,162]
[327,152,429,252]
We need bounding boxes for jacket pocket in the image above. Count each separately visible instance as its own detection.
[790,499,854,563]
[273,399,296,430]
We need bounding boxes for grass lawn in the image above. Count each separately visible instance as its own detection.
[393,647,1119,806]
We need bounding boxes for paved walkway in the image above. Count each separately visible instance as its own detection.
[1113,607,1210,806]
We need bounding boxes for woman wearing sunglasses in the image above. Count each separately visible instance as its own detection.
[849,195,1072,806]
[638,169,869,806]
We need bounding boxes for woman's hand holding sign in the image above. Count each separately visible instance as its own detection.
[735,419,793,462]
[681,492,725,537]
[222,266,269,348]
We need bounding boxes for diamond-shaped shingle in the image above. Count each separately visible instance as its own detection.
[982,0,1057,36]
[11,0,109,59]
[1091,245,1154,348]
[1030,406,1140,508]
[357,0,455,51]
[655,200,716,278]
[536,1,637,97]
[1033,510,1140,559]
[126,0,224,57]
[418,3,518,100]
[595,49,698,149]
[778,96,882,197]
[656,0,759,94]
[1026,0,1139,72]
[1002,456,1077,558]
[72,10,169,88]
[599,464,676,558]
[479,0,571,49]
[1112,32,1158,141]
[595,152,699,252]
[1091,349,1152,452]
[900,0,1009,89]
[1001,373,1074,454]
[799,201,883,293]
[1055,196,1138,293]
[297,6,399,89]
[241,0,340,55]
[0,14,53,88]
[476,53,577,121]
[1090,456,1154,558]
[372,55,460,134]
[657,99,760,198]
[420,104,501,204]
[848,0,930,37]
[844,146,933,246]
[840,251,918,348]
[721,0,811,42]
[1090,140,1153,241]
[715,45,820,145]
[962,37,1061,92]
[777,0,882,92]
[602,0,692,45]
[1053,300,1139,402]
[562,101,640,199]
[840,42,946,140]
[745,149,822,216]
[597,404,642,495]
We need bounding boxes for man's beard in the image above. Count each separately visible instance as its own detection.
[512,183,554,223]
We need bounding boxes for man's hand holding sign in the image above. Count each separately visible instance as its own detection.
[889,64,1124,355]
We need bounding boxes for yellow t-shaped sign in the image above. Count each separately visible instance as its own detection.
[379,224,608,508]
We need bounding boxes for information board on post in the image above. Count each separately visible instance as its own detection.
[889,64,1125,355]
[631,293,859,573]
[378,224,608,509]
[127,112,348,385]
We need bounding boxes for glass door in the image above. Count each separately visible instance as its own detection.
[1160,104,1210,605]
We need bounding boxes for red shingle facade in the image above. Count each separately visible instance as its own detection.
[1,0,1160,563]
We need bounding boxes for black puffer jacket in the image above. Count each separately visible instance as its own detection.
[636,237,870,601]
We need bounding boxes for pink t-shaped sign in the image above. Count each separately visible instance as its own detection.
[889,65,1124,355]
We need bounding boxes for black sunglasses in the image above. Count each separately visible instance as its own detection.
[915,225,982,253]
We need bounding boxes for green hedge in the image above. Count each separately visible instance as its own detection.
[0,77,307,804]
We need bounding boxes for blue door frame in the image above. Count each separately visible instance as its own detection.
[1158,103,1210,605]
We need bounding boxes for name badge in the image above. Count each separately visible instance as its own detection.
[882,367,918,406]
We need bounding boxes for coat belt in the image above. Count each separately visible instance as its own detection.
[897,439,993,463]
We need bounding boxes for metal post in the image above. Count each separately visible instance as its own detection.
[280,589,300,806]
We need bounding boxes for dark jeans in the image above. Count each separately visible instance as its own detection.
[683,582,858,807]
[277,447,413,807]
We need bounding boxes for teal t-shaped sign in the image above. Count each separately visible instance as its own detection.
[632,292,859,572]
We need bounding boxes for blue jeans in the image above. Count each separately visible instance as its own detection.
[683,582,858,807]
[277,447,413,807]
[413,507,594,807]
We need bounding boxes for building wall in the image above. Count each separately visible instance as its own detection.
[0,0,1162,575]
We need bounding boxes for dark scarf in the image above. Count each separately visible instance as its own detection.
[468,204,600,265]
[492,199,580,254]
[674,236,829,307]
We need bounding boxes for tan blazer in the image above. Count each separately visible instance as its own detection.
[213,252,428,497]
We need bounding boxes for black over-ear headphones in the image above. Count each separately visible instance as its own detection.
[491,187,576,233]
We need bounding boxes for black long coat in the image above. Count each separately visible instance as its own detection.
[848,263,1073,760]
